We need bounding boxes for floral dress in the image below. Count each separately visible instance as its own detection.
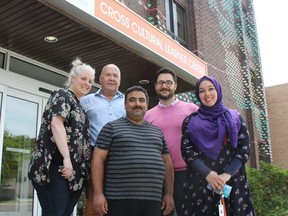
[181,114,255,216]
[28,88,91,191]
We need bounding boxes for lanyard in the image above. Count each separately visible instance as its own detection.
[218,195,227,216]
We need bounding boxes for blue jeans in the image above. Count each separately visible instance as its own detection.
[32,165,82,216]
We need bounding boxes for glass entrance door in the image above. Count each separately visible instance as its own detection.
[0,86,42,216]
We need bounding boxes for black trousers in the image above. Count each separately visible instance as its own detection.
[173,170,187,216]
[107,199,161,216]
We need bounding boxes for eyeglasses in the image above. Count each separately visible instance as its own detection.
[155,80,174,87]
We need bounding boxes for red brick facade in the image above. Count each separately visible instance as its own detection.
[266,84,288,170]
[121,0,269,168]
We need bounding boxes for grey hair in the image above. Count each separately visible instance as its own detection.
[64,58,96,88]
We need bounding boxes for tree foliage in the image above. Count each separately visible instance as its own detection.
[247,161,288,216]
[1,130,35,186]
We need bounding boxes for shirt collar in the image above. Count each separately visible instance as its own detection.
[95,89,124,98]
[158,98,179,107]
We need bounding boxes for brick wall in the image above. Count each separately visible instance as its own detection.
[187,0,266,167]
[266,84,288,170]
[120,0,269,168]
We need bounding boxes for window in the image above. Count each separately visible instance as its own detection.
[9,57,67,88]
[165,0,187,45]
[0,52,4,69]
[8,57,98,93]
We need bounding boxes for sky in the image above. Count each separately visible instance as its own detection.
[253,0,288,87]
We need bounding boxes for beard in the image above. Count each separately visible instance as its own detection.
[156,90,174,100]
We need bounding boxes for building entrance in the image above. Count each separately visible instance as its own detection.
[0,68,64,215]
[0,83,45,216]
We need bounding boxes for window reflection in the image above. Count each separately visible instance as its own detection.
[0,95,38,214]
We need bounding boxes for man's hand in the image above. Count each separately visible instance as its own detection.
[93,193,108,215]
[161,193,174,215]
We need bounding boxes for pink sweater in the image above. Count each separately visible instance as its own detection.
[145,100,198,171]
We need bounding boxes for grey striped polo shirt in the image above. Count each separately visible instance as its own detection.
[96,117,169,202]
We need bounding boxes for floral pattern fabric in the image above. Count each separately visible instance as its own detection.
[181,113,255,216]
[28,88,91,191]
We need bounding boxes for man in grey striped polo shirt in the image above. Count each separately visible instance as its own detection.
[91,86,174,216]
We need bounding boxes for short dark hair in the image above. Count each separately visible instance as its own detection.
[125,86,149,104]
[154,68,177,83]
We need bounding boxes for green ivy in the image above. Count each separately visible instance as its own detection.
[247,161,288,216]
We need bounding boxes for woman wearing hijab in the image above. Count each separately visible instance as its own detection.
[181,76,255,215]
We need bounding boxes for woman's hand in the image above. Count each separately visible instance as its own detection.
[59,157,74,179]
[51,116,74,179]
[206,171,225,192]
[219,172,231,183]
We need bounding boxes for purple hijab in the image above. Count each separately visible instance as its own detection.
[188,76,241,160]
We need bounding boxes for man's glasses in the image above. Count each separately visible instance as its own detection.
[155,80,174,87]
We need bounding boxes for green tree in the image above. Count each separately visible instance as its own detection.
[247,161,288,216]
[1,130,35,186]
